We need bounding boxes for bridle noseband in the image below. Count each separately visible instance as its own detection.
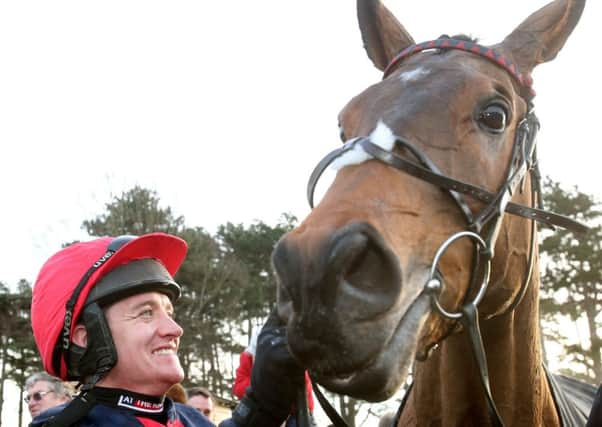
[303,38,589,427]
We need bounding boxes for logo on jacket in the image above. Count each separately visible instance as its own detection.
[118,395,164,413]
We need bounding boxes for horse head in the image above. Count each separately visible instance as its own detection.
[272,0,585,412]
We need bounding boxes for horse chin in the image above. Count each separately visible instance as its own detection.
[310,293,431,402]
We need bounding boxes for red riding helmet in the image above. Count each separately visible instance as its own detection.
[31,232,188,381]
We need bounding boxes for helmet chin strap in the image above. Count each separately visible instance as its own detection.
[42,303,117,427]
[67,302,117,382]
[41,388,98,427]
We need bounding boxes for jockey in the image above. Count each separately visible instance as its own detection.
[29,232,305,427]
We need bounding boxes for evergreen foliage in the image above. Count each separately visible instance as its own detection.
[540,179,602,382]
[0,280,41,427]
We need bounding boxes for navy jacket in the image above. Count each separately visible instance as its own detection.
[29,399,215,427]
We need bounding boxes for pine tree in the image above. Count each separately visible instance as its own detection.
[540,179,602,382]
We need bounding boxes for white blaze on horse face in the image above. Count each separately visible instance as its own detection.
[331,120,396,171]
[399,66,431,83]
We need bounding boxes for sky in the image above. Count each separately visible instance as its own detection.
[1,0,600,288]
[0,0,600,425]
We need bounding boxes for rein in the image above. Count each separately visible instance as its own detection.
[301,38,589,427]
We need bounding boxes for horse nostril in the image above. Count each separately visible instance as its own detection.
[273,238,304,314]
[272,223,401,322]
[326,224,401,318]
[329,232,369,276]
[276,279,294,322]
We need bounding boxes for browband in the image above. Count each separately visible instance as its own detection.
[383,38,535,99]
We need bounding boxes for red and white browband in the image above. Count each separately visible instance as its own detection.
[383,38,535,99]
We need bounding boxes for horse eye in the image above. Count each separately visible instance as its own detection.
[477,104,507,133]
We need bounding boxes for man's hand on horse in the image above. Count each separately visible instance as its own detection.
[220,309,305,427]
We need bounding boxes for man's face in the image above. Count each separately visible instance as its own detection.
[98,291,184,395]
[188,394,214,420]
[26,380,69,418]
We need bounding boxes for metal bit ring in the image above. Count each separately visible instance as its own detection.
[426,231,492,319]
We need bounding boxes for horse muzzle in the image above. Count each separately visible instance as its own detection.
[273,221,428,399]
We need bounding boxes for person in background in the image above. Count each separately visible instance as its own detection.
[25,372,72,418]
[167,383,188,404]
[232,331,259,401]
[187,386,215,421]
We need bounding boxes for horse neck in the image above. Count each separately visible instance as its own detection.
[404,265,561,426]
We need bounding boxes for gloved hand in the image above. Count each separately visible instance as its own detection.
[228,309,306,427]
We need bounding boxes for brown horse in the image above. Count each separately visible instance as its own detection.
[272,1,592,426]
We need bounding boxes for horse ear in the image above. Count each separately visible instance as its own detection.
[500,0,585,73]
[357,0,415,71]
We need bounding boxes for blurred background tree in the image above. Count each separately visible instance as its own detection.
[0,280,41,427]
[540,178,602,383]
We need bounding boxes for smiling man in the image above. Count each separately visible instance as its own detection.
[29,233,213,427]
[29,232,306,427]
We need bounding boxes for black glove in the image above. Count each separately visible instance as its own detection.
[231,309,305,427]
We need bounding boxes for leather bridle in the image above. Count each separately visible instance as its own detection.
[302,38,588,427]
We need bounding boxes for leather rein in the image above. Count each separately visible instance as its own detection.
[301,38,589,427]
